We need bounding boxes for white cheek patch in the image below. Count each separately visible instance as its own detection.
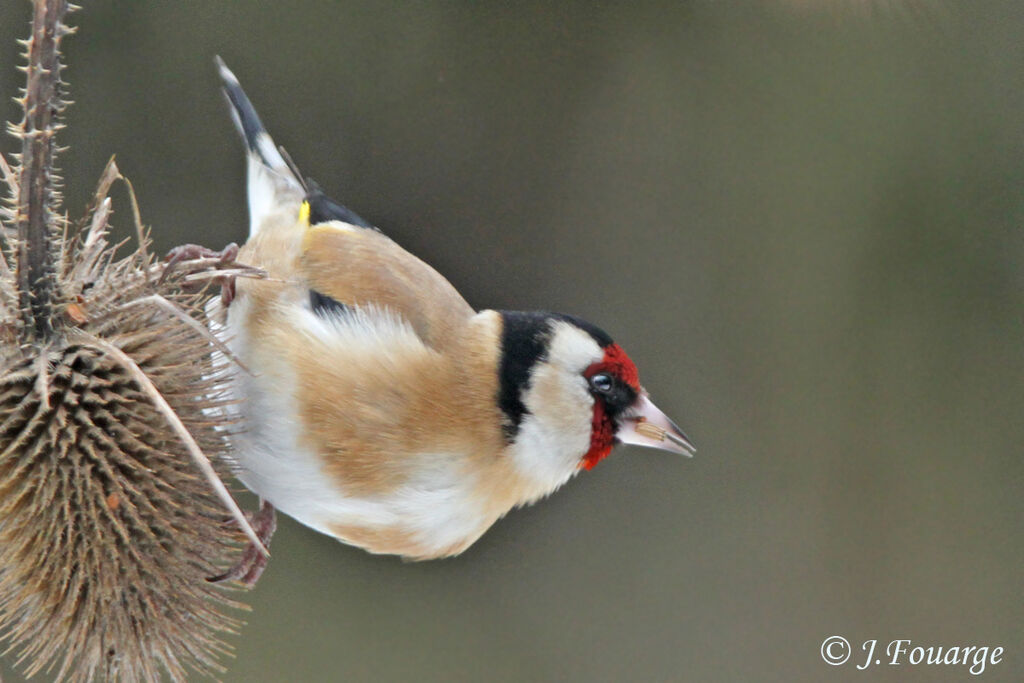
[507,323,605,501]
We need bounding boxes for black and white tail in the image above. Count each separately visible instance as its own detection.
[215,57,303,237]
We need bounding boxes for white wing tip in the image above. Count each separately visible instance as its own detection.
[214,55,239,86]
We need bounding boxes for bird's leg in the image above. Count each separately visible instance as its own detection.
[161,242,243,305]
[207,498,277,587]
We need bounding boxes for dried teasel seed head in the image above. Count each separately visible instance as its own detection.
[0,238,252,682]
[0,1,257,676]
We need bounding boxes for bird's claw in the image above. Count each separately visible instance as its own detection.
[161,242,251,305]
[207,499,276,587]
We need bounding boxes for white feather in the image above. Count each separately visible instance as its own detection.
[245,149,302,238]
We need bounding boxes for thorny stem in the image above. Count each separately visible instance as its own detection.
[15,0,70,341]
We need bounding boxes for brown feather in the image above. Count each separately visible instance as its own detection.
[299,224,474,349]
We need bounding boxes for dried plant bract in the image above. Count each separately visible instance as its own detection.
[0,1,262,680]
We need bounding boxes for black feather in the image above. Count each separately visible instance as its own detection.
[216,57,271,162]
[595,377,637,417]
[497,312,548,441]
[310,290,349,317]
[305,180,374,230]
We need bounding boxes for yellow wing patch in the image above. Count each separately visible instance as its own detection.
[298,200,311,227]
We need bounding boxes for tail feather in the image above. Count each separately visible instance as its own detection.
[215,57,302,236]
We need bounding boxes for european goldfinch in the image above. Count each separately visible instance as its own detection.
[208,59,694,582]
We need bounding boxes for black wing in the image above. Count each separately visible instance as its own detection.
[305,179,374,230]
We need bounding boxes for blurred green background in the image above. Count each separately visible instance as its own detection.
[1,1,1022,681]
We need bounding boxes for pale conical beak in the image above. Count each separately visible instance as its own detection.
[616,394,696,457]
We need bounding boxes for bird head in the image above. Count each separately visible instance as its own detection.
[498,312,693,494]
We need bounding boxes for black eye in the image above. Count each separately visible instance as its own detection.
[589,373,613,394]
